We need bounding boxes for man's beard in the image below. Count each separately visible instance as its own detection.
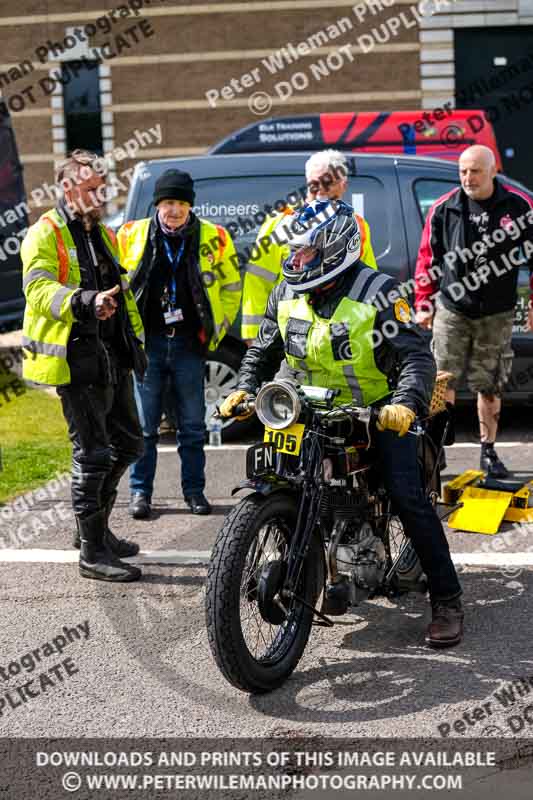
[81,207,103,231]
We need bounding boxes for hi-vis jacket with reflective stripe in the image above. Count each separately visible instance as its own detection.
[21,208,144,386]
[117,216,241,352]
[241,207,377,340]
[237,264,436,415]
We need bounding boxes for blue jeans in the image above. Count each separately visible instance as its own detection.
[130,334,206,499]
[375,428,462,603]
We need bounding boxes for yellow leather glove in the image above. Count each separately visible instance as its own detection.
[377,404,416,437]
[219,390,254,420]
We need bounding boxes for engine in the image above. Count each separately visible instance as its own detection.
[324,519,387,613]
[336,522,387,592]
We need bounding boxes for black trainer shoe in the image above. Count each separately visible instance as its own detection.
[480,444,510,479]
[185,493,212,515]
[129,493,151,519]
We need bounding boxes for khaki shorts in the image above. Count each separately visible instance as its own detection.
[431,304,514,396]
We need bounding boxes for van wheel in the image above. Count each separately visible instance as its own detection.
[205,339,256,442]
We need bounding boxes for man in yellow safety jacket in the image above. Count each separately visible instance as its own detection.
[118,169,241,518]
[222,198,464,649]
[241,149,377,343]
[21,149,146,583]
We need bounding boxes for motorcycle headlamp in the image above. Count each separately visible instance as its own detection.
[255,381,301,430]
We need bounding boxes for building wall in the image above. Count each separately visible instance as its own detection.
[0,0,422,220]
[5,0,530,222]
[419,0,533,109]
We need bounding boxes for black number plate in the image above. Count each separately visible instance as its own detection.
[246,442,277,479]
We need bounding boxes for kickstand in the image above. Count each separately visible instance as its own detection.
[437,501,464,521]
[288,591,334,627]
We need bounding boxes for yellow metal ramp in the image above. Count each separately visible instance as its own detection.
[444,473,533,534]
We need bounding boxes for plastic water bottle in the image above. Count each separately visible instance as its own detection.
[209,416,222,447]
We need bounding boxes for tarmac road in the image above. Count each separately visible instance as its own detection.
[1,406,533,795]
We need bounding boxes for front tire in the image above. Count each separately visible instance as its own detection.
[205,492,322,693]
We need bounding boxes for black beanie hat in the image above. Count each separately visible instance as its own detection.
[153,169,195,206]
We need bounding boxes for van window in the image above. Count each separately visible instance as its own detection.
[345,176,389,259]
[413,179,459,222]
[140,172,390,264]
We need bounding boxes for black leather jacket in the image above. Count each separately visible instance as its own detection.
[415,179,533,318]
[237,263,436,416]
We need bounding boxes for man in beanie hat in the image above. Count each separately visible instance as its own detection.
[118,169,241,516]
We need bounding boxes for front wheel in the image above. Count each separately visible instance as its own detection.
[205,492,322,693]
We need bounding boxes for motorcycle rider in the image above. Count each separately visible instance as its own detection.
[220,199,464,648]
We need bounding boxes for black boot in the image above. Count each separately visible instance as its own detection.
[78,511,142,582]
[73,493,140,557]
[480,442,510,478]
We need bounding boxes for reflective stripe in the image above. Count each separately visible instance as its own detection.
[348,267,376,301]
[42,215,69,284]
[242,314,264,325]
[21,337,67,358]
[215,316,231,337]
[342,365,363,403]
[23,268,58,290]
[222,281,241,292]
[137,330,145,344]
[361,273,391,304]
[354,213,366,254]
[246,262,278,283]
[50,286,73,320]
[121,276,130,291]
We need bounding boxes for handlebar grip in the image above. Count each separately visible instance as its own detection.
[233,400,255,416]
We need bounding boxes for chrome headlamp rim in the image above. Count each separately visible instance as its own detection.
[255,380,301,430]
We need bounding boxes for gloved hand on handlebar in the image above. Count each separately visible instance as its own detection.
[219,390,254,420]
[376,404,416,437]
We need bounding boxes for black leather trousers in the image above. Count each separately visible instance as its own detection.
[57,370,144,518]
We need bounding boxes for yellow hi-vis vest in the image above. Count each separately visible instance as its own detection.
[21,208,144,386]
[277,270,390,407]
[242,208,377,340]
[117,217,241,352]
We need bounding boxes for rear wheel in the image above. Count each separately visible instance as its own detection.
[205,492,322,693]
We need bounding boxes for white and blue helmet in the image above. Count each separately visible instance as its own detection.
[282,199,361,293]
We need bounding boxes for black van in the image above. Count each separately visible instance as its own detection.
[0,101,29,331]
[123,152,533,437]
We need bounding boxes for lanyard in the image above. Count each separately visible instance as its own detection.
[163,238,185,307]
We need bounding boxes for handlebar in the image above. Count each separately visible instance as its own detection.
[212,399,256,420]
[234,400,256,416]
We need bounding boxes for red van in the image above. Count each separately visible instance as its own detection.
[210,110,503,170]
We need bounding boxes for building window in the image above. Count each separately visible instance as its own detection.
[62,61,103,154]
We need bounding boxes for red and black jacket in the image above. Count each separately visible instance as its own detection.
[414,179,533,319]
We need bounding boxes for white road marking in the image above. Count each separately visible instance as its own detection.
[157,444,250,452]
[449,442,527,449]
[0,549,211,564]
[1,550,533,567]
[155,442,530,453]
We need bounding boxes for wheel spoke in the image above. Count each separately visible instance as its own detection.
[238,517,302,663]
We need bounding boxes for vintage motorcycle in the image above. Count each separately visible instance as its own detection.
[205,379,453,694]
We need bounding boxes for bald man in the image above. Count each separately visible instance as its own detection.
[415,144,533,478]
